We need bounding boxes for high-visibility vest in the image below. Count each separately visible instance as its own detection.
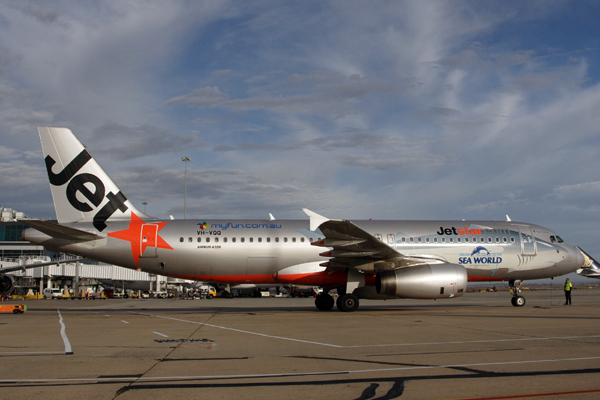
[565,282,572,291]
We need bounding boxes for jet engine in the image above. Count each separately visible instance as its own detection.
[376,264,467,299]
[0,274,15,295]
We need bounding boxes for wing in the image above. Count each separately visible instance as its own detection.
[303,209,445,272]
[19,219,101,242]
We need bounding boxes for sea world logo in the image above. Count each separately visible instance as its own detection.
[458,247,502,265]
[197,222,209,230]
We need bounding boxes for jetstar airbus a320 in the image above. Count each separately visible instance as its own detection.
[0,127,593,311]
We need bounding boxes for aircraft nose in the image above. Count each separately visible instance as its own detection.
[556,245,584,271]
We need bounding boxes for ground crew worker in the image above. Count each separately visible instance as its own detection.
[564,278,572,305]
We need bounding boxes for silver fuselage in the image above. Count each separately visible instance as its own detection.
[24,218,584,286]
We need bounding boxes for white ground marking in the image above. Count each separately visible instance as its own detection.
[153,331,168,337]
[57,309,72,355]
[138,313,341,347]
[137,312,600,349]
[121,320,129,324]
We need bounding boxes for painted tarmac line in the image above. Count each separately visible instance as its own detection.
[153,331,168,337]
[57,309,72,355]
[138,313,600,349]
[344,334,600,348]
[1,356,600,383]
[121,320,129,324]
[138,313,341,348]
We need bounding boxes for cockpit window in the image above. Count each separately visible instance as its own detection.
[550,235,564,243]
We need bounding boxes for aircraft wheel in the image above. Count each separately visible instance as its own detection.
[514,296,526,307]
[336,294,359,312]
[315,293,335,311]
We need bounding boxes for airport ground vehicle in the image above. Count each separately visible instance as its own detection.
[0,304,26,314]
[42,288,64,299]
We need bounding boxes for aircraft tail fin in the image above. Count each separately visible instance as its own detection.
[38,127,142,232]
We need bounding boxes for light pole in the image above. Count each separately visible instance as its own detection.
[142,202,148,214]
[181,156,191,219]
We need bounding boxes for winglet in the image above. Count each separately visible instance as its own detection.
[302,208,329,231]
[506,215,512,222]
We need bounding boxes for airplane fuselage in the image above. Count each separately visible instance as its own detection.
[24,217,582,287]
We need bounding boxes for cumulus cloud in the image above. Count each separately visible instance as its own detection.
[87,122,209,160]
[1,1,600,253]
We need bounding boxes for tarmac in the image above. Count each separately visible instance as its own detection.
[1,288,600,400]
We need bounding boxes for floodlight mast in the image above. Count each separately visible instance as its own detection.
[181,156,191,219]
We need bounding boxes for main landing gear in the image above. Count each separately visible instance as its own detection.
[314,287,360,312]
[509,280,526,307]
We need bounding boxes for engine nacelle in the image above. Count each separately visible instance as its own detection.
[376,264,467,299]
[0,274,15,295]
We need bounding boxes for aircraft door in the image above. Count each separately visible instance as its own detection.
[140,224,158,258]
[517,226,536,256]
[387,234,396,249]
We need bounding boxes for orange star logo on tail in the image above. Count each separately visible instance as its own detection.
[107,212,173,264]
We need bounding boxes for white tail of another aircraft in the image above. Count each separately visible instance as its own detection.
[39,127,142,232]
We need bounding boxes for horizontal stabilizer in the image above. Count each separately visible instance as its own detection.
[1,257,86,275]
[20,219,101,242]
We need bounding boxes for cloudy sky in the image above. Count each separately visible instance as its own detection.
[2,1,600,259]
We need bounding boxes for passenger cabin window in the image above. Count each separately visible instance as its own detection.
[188,237,193,242]
[206,237,210,243]
[292,238,297,243]
[249,238,253,243]
[214,237,219,243]
[241,238,245,243]
[276,238,280,243]
[179,237,183,242]
[223,237,228,243]
[232,237,236,243]
[197,237,201,242]
[284,238,288,243]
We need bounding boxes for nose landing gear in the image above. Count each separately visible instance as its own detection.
[509,280,526,307]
